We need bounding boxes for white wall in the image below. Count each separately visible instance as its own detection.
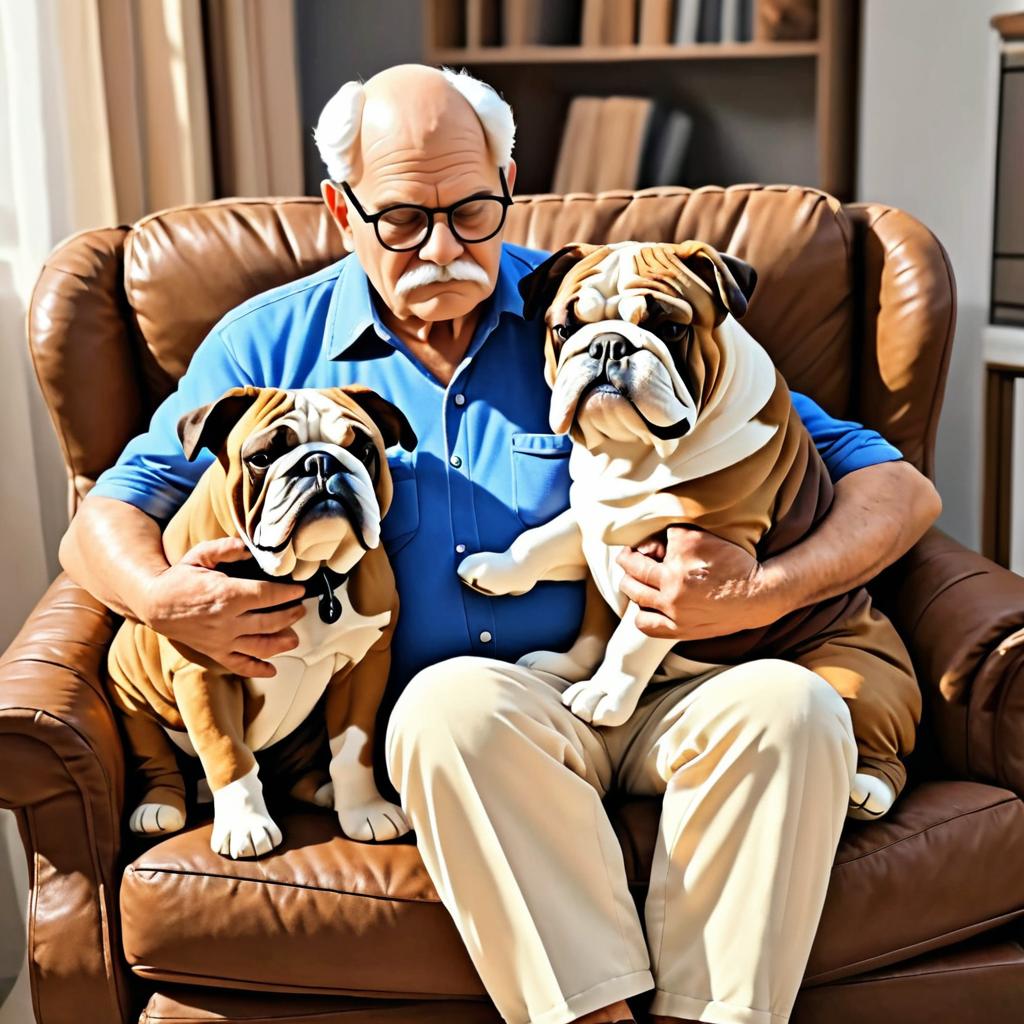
[857,0,1018,549]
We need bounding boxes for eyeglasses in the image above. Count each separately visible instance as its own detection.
[338,167,513,252]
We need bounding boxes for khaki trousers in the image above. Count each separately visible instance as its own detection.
[384,655,858,1024]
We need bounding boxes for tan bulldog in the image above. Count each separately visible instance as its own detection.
[107,385,416,857]
[459,240,921,821]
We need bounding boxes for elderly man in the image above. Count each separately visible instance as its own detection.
[60,64,940,1024]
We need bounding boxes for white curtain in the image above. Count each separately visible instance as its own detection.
[0,3,305,1017]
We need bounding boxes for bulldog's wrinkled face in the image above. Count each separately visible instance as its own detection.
[178,386,416,580]
[520,240,757,451]
[244,391,385,577]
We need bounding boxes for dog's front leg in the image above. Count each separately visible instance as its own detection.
[458,507,587,596]
[561,603,677,727]
[319,639,410,843]
[173,666,282,859]
[518,577,617,682]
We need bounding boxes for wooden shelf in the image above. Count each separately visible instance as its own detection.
[430,41,821,64]
[424,0,856,201]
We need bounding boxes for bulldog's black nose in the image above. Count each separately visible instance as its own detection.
[588,333,637,363]
[303,452,342,483]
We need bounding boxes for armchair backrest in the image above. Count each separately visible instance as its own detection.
[27,185,956,516]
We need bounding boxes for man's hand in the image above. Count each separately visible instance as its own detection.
[59,497,309,679]
[616,460,942,641]
[142,537,308,679]
[617,528,778,640]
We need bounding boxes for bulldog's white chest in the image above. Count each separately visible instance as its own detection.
[166,583,390,756]
[246,586,390,750]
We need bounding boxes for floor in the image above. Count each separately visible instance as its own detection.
[0,966,31,1024]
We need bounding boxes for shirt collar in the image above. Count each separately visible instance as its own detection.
[325,243,528,360]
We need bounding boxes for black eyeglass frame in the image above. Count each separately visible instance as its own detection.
[337,167,514,252]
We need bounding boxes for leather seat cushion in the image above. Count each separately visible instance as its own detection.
[121,780,1024,997]
[137,931,1024,1023]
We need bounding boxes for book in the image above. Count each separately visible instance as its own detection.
[698,0,723,42]
[552,96,604,192]
[720,0,741,42]
[581,0,606,45]
[603,0,638,44]
[591,96,655,190]
[672,0,701,45]
[638,106,694,186]
[638,0,673,45]
[738,0,754,41]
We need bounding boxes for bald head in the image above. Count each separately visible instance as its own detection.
[353,65,489,187]
[314,64,515,184]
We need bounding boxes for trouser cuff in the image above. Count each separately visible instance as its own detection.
[649,989,789,1024]
[527,969,655,1024]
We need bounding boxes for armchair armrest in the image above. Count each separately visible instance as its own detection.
[878,528,1024,793]
[0,572,131,1023]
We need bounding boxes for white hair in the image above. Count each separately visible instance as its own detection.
[313,66,516,182]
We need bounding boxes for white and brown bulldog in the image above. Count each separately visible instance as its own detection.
[459,240,921,821]
[107,385,416,857]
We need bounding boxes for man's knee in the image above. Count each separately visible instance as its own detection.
[384,655,509,785]
[719,658,855,745]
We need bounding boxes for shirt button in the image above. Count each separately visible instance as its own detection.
[449,454,462,468]
[479,631,493,643]
[454,393,466,407]
[455,543,467,554]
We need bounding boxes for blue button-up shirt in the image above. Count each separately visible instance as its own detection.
[91,242,902,693]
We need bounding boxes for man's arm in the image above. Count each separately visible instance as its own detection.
[59,324,306,676]
[616,395,942,640]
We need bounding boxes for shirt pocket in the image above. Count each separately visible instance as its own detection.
[511,432,573,528]
[380,450,420,555]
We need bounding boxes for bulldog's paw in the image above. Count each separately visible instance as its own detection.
[210,763,283,858]
[337,798,411,842]
[561,674,645,727]
[518,649,593,683]
[211,810,284,859]
[847,772,896,821]
[457,551,534,597]
[128,802,186,836]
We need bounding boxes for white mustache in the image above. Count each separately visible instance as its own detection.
[395,257,491,296]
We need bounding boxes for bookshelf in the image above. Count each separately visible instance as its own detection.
[425,0,858,200]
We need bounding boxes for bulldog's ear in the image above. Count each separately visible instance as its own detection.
[518,243,599,321]
[177,387,262,462]
[343,386,417,451]
[678,244,757,321]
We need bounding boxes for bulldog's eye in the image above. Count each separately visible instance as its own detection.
[553,309,581,340]
[352,437,377,468]
[246,451,272,470]
[662,321,689,342]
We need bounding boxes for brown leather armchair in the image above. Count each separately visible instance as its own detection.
[4,185,1024,1024]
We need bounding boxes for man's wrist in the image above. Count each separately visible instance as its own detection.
[126,570,165,627]
[751,558,805,624]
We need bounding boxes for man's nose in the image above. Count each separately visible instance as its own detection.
[417,216,464,264]
[587,333,638,363]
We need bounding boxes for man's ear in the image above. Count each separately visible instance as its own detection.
[177,387,262,462]
[675,243,757,321]
[321,179,354,247]
[518,242,599,321]
[342,386,417,451]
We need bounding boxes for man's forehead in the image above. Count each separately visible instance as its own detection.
[363,165,497,205]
